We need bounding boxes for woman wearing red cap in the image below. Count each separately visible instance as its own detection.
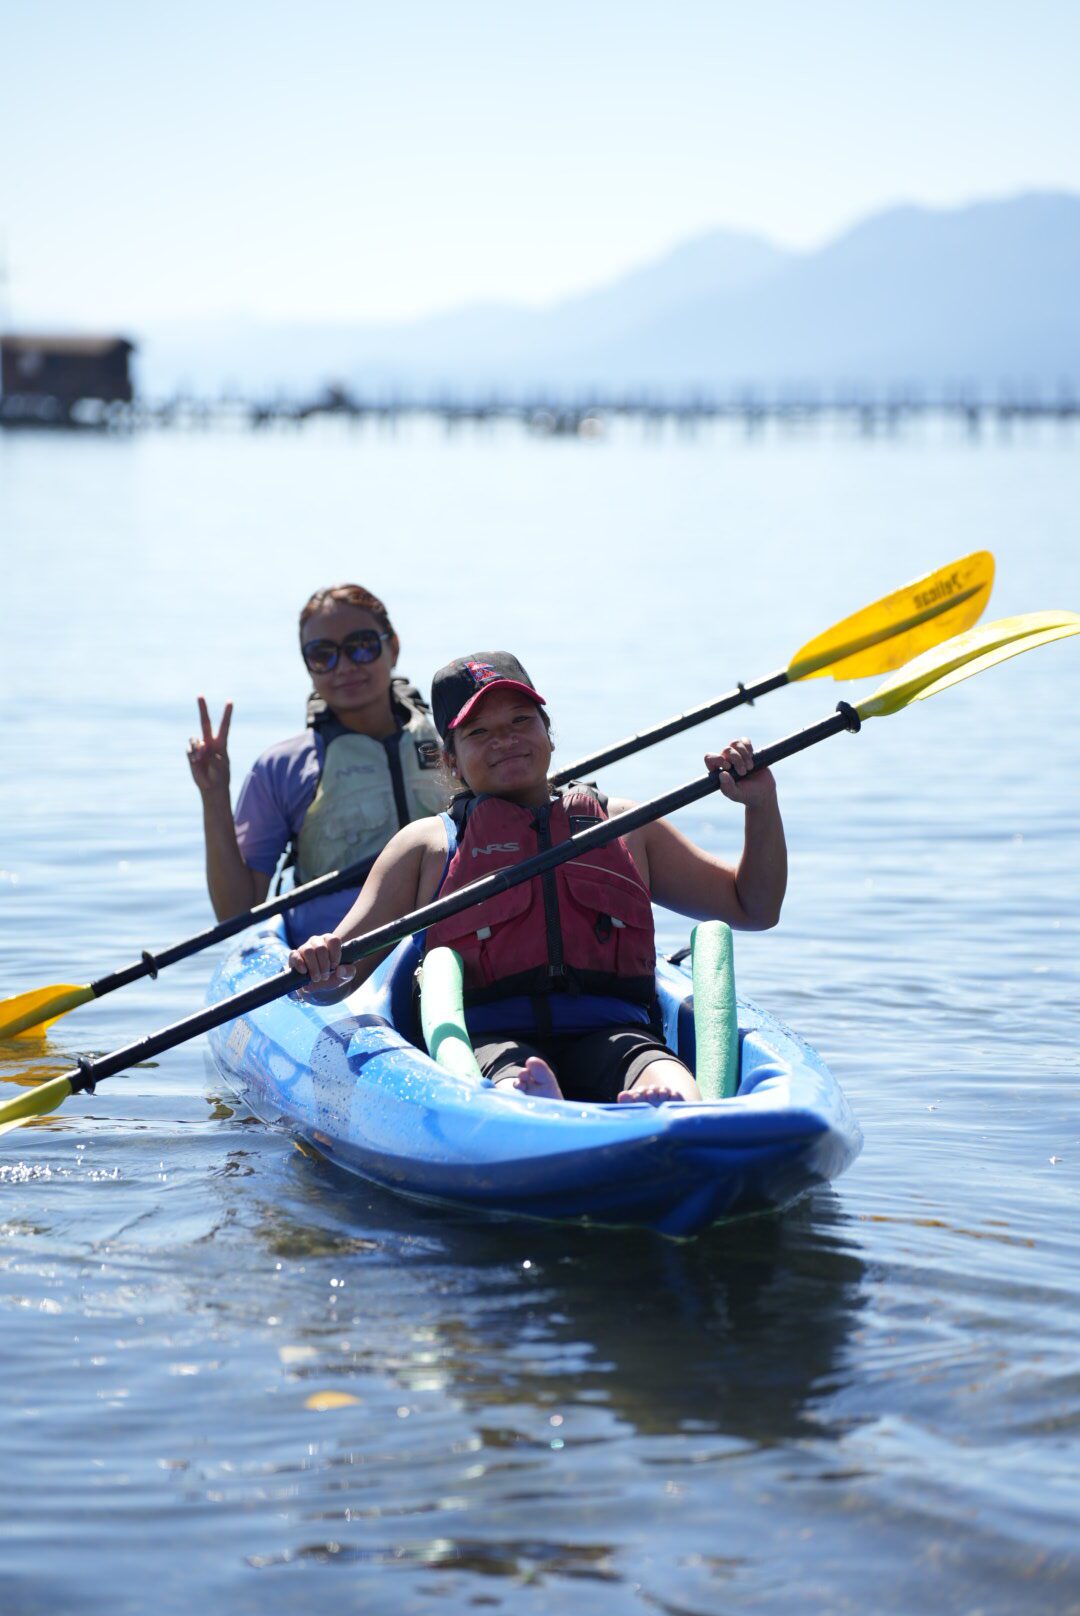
[289,651,787,1105]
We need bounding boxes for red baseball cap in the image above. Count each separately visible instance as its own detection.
[431,652,546,736]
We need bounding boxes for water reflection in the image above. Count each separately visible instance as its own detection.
[0,1035,76,1092]
[236,1153,867,1450]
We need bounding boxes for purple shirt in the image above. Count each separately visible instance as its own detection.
[233,731,362,944]
[234,731,323,873]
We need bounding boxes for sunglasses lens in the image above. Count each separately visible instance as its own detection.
[303,641,338,674]
[343,631,383,664]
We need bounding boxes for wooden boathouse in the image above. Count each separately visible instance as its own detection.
[0,334,135,425]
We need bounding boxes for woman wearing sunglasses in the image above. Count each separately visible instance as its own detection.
[187,583,446,944]
[288,652,786,1106]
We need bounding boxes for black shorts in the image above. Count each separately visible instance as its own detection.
[472,1024,686,1104]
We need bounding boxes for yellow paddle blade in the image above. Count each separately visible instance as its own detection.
[0,1074,76,1135]
[856,611,1080,720]
[0,983,95,1040]
[788,551,995,681]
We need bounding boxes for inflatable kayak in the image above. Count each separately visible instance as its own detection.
[206,920,861,1237]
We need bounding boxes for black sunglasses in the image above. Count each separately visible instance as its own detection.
[301,629,392,674]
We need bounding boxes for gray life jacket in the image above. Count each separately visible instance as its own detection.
[292,678,447,885]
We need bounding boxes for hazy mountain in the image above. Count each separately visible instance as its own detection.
[581,192,1080,391]
[522,229,790,359]
[135,193,1080,397]
[138,226,788,395]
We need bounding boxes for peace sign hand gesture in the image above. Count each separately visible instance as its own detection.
[187,697,234,799]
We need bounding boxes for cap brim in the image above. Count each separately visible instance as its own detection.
[449,679,547,729]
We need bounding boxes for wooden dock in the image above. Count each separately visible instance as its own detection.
[2,383,1079,437]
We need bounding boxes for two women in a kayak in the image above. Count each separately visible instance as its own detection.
[187,584,446,945]
[288,651,786,1105]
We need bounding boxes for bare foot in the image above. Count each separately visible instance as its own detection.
[498,1056,564,1101]
[618,1056,699,1105]
[618,1080,687,1105]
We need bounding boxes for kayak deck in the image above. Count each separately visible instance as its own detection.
[207,926,862,1237]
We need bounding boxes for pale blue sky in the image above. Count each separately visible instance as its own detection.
[2,0,1077,328]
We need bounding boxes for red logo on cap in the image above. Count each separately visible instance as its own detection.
[466,660,499,687]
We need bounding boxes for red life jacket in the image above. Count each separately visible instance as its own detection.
[425,786,656,1010]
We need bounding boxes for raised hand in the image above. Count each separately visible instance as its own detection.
[187,697,234,798]
[705,737,777,808]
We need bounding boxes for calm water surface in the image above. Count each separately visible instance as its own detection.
[1,419,1078,1614]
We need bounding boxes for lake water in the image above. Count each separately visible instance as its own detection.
[1,416,1078,1614]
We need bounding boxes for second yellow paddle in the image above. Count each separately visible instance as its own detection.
[5,603,1076,1140]
[0,551,994,1042]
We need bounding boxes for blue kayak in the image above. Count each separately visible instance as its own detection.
[206,922,861,1237]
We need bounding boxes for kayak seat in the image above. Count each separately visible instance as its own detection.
[417,936,741,1100]
[359,934,426,1049]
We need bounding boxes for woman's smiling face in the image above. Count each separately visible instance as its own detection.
[450,687,553,805]
[300,599,399,720]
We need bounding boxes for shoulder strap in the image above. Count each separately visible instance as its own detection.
[306,690,328,731]
[306,693,350,744]
[447,789,476,835]
[431,808,459,899]
[390,675,432,726]
[558,779,609,817]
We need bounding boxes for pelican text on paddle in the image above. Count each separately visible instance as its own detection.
[912,572,963,608]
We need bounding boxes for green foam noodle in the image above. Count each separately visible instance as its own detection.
[691,922,739,1100]
[420,947,484,1082]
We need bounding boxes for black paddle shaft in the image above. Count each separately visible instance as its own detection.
[89,855,379,998]
[61,703,860,1098]
[82,667,798,997]
[549,668,789,787]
